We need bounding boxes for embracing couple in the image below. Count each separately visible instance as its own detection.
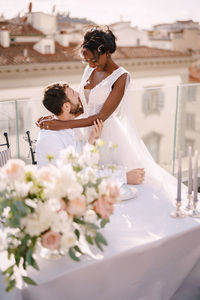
[37,26,175,192]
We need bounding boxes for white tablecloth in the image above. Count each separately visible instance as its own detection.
[1,183,200,300]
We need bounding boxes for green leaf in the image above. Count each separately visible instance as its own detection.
[74,245,84,255]
[74,217,85,225]
[86,222,99,230]
[4,275,12,283]
[68,248,80,262]
[74,229,80,240]
[96,232,108,246]
[94,236,103,251]
[26,248,33,266]
[100,219,109,228]
[86,235,93,245]
[15,253,21,267]
[32,258,39,271]
[2,265,14,276]
[22,276,37,286]
[6,279,16,292]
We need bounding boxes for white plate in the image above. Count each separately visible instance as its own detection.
[119,184,138,201]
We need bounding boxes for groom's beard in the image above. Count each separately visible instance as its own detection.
[70,103,84,115]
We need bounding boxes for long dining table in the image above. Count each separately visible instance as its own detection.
[1,183,200,300]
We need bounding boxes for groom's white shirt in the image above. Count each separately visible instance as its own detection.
[36,127,84,168]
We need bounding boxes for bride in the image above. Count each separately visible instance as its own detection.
[39,27,179,195]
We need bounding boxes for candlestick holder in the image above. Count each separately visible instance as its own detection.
[171,200,186,218]
[188,201,200,218]
[184,193,193,211]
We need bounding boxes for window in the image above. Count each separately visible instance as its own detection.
[142,89,164,115]
[136,38,140,46]
[186,113,195,130]
[143,132,161,163]
[186,86,197,102]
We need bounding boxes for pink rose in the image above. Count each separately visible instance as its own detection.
[94,195,114,219]
[107,183,119,202]
[3,159,25,181]
[67,196,86,217]
[41,231,61,250]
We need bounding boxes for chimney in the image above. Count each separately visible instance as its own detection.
[29,2,32,13]
[0,26,10,48]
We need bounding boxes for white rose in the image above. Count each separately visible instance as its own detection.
[61,232,77,250]
[48,198,62,212]
[78,143,100,167]
[58,146,79,165]
[21,202,54,236]
[84,209,98,225]
[14,181,33,198]
[21,215,42,236]
[86,187,98,204]
[98,180,107,195]
[51,211,71,234]
[44,165,82,200]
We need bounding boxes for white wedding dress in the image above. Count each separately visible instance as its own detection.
[79,65,180,197]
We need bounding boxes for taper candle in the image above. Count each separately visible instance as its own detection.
[177,152,182,201]
[188,146,193,195]
[193,150,198,202]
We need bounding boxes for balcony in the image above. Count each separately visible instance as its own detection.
[0,82,200,185]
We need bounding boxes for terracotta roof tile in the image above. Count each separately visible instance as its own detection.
[0,42,79,65]
[113,46,189,59]
[0,22,44,36]
[0,44,190,66]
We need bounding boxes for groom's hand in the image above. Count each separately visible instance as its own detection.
[126,168,145,185]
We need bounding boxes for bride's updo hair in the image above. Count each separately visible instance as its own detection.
[81,26,116,55]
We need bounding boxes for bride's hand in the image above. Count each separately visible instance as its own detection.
[37,119,67,131]
[36,115,54,128]
[88,119,103,144]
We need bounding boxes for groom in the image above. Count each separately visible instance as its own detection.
[36,82,145,185]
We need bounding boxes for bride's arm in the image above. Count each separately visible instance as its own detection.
[40,73,128,130]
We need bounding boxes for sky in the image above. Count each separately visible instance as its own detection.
[1,0,200,29]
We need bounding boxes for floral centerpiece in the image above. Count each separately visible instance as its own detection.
[0,141,119,292]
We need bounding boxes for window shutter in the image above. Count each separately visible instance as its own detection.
[157,91,164,111]
[142,92,149,114]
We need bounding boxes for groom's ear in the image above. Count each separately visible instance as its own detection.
[63,102,70,113]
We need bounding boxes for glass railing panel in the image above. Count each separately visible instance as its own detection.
[1,83,200,177]
[175,83,200,181]
[130,85,178,174]
[0,100,19,158]
[16,97,49,164]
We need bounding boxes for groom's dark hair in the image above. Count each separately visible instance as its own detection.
[43,82,70,115]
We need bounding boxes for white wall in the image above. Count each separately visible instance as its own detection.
[0,29,10,47]
[55,33,69,47]
[33,38,55,54]
[111,22,149,46]
[27,12,56,35]
[13,36,42,43]
[148,39,173,50]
